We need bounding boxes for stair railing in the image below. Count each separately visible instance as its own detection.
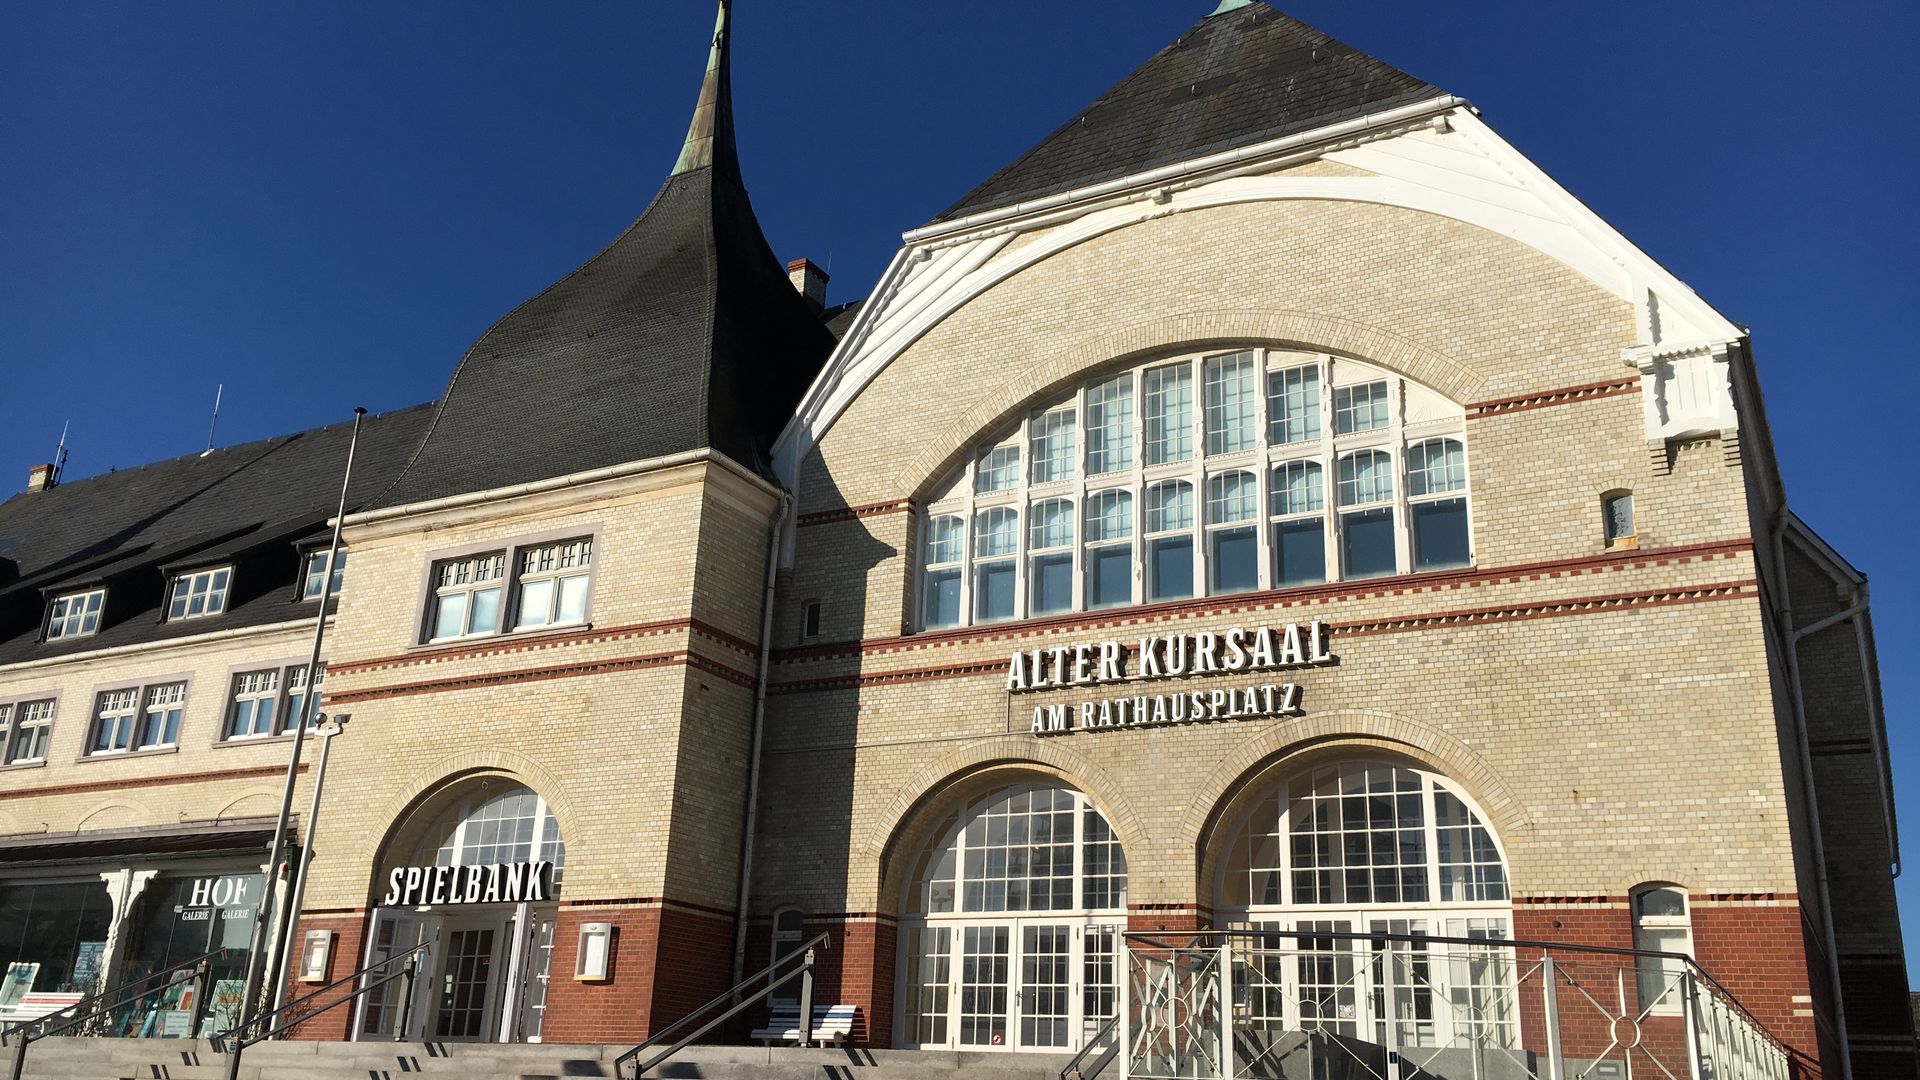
[3,946,234,1080]
[1061,1014,1120,1079]
[615,930,832,1079]
[211,936,433,1080]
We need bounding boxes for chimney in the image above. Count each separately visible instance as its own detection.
[786,258,829,310]
[26,464,56,493]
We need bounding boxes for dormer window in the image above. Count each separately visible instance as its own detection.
[46,589,104,640]
[167,566,232,621]
[303,550,347,600]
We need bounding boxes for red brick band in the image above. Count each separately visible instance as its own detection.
[796,500,914,528]
[1466,377,1639,417]
[329,617,759,677]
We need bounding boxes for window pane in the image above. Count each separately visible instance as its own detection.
[469,587,502,634]
[1148,537,1193,602]
[556,575,590,623]
[1605,493,1635,541]
[1087,545,1132,608]
[1145,481,1192,533]
[1030,409,1076,484]
[517,579,555,629]
[1333,380,1389,434]
[1085,491,1132,543]
[1637,889,1686,918]
[926,516,965,565]
[1143,364,1194,465]
[975,509,1019,558]
[1267,364,1321,445]
[1274,519,1326,587]
[1210,527,1258,595]
[1206,472,1258,524]
[924,568,962,628]
[432,593,468,639]
[1337,450,1394,507]
[1412,498,1470,571]
[1086,374,1134,475]
[975,561,1016,621]
[975,445,1021,493]
[1029,500,1074,550]
[1204,352,1257,456]
[1030,553,1073,616]
[1407,438,1466,496]
[1270,461,1324,517]
[1341,508,1396,579]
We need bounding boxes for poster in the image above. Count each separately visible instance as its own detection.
[200,979,245,1038]
[0,963,39,1011]
[68,942,106,993]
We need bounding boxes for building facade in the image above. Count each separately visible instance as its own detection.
[0,3,1909,1078]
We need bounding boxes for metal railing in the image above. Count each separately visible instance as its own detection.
[616,931,832,1079]
[212,937,433,1080]
[3,946,236,1080]
[1123,927,1796,1080]
[1063,1015,1121,1079]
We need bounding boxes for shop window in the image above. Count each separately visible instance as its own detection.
[1604,491,1637,547]
[302,549,347,599]
[3,700,55,765]
[0,880,115,996]
[166,566,231,621]
[914,349,1470,631]
[46,589,104,640]
[1632,885,1693,1016]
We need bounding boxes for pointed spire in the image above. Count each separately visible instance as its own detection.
[671,0,737,177]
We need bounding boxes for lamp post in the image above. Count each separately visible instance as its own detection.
[269,713,348,1012]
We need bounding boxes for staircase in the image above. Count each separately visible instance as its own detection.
[11,1038,1080,1080]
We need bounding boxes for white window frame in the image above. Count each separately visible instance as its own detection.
[914,349,1471,631]
[1631,885,1694,1017]
[425,551,508,642]
[90,688,140,754]
[46,589,104,640]
[167,566,231,621]
[136,682,186,749]
[302,549,347,600]
[511,538,594,631]
[3,699,56,765]
[225,669,282,740]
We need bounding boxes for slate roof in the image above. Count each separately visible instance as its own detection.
[0,405,432,665]
[373,1,834,507]
[931,2,1447,224]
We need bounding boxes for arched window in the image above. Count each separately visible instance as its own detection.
[421,784,566,882]
[1632,885,1693,1015]
[899,783,1126,1052]
[916,349,1470,630]
[1215,762,1514,1048]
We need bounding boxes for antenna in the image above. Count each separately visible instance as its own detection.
[203,384,223,456]
[51,421,69,486]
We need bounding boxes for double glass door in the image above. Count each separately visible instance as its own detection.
[903,918,1121,1052]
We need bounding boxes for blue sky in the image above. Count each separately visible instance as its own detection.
[4,1,1917,978]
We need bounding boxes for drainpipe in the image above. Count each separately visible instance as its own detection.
[731,492,791,986]
[1771,512,1854,1080]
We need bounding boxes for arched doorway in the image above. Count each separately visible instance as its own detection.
[897,781,1127,1052]
[358,779,565,1043]
[1212,759,1515,1049]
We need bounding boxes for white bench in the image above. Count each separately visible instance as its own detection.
[0,992,84,1028]
[750,1002,859,1046]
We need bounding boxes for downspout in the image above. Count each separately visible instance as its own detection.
[1772,511,1855,1080]
[731,491,790,986]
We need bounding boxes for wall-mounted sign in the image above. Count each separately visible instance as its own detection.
[1008,621,1334,737]
[178,876,259,923]
[380,860,553,907]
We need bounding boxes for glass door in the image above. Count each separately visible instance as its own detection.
[358,912,430,1039]
[1017,923,1072,1049]
[513,907,557,1042]
[956,924,1010,1047]
[909,919,1120,1052]
[433,924,501,1041]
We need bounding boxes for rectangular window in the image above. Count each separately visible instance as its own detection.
[1267,364,1321,445]
[303,550,347,599]
[974,508,1019,623]
[226,670,281,739]
[922,515,966,630]
[5,700,54,764]
[513,538,593,630]
[47,589,105,640]
[1273,519,1326,587]
[137,683,186,749]
[1341,507,1396,579]
[1085,374,1134,475]
[974,444,1021,493]
[285,665,325,730]
[1148,537,1193,602]
[167,567,231,620]
[428,552,506,641]
[1411,498,1471,571]
[1203,352,1257,456]
[1029,554,1073,616]
[1333,380,1390,435]
[1143,364,1194,465]
[1087,544,1132,609]
[1209,528,1258,594]
[974,562,1016,622]
[1029,409,1076,484]
[923,570,962,630]
[91,689,139,754]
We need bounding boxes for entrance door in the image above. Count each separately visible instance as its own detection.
[357,912,429,1040]
[433,920,505,1041]
[913,919,1120,1052]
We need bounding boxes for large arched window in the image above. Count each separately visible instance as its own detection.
[899,783,1127,1053]
[1215,762,1515,1051]
[916,349,1472,630]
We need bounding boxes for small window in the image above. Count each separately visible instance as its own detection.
[974,444,1021,494]
[1028,500,1075,616]
[137,683,186,749]
[1029,409,1077,484]
[4,700,55,764]
[973,508,1019,622]
[1144,480,1194,602]
[167,567,231,620]
[1632,886,1693,1016]
[302,550,347,599]
[1603,492,1636,546]
[1143,363,1195,465]
[1267,363,1321,446]
[1084,490,1133,610]
[91,689,139,754]
[1333,380,1390,435]
[1203,352,1258,456]
[801,601,822,641]
[284,665,325,731]
[428,552,506,641]
[226,670,281,739]
[1205,472,1258,595]
[47,589,105,640]
[922,516,965,630]
[513,538,593,630]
